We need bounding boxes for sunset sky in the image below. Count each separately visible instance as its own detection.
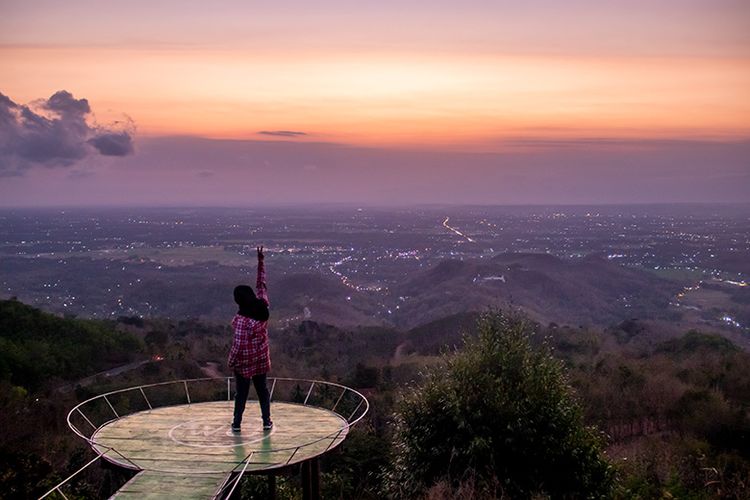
[1,0,748,205]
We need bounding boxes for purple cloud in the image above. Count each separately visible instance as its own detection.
[0,90,135,175]
[87,132,134,156]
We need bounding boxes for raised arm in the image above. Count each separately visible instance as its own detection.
[256,246,268,304]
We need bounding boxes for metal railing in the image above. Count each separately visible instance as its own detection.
[39,377,369,499]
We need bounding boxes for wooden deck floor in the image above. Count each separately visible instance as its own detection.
[93,400,348,474]
[111,471,229,499]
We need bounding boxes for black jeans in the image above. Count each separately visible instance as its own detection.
[233,372,271,426]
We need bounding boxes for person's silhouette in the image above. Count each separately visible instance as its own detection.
[228,246,272,432]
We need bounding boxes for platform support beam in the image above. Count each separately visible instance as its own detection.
[310,458,320,499]
[301,458,320,500]
[268,473,276,500]
[301,461,310,500]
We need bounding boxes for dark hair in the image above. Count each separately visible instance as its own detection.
[234,285,255,304]
[233,285,270,321]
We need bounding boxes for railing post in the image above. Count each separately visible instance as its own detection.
[103,395,119,418]
[285,447,300,465]
[76,408,97,431]
[224,452,254,499]
[324,429,344,452]
[331,388,347,413]
[303,382,315,405]
[269,378,277,401]
[347,399,363,422]
[139,387,152,410]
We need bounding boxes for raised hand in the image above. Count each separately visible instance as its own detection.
[257,246,264,261]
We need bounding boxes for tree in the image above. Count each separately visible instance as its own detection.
[352,362,380,389]
[384,311,613,499]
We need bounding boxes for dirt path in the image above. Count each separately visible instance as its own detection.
[200,361,224,378]
[393,341,409,363]
[58,358,154,393]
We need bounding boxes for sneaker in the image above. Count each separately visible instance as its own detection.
[231,423,241,432]
[263,420,273,430]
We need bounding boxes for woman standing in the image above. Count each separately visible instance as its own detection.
[228,246,272,432]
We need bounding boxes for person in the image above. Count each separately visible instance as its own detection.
[228,246,272,432]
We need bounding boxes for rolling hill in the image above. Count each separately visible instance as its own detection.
[391,253,677,328]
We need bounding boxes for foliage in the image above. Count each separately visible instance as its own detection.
[321,425,391,499]
[384,311,614,499]
[558,324,750,499]
[350,362,380,388]
[239,474,298,499]
[5,295,750,499]
[0,449,55,499]
[655,330,740,356]
[0,299,143,392]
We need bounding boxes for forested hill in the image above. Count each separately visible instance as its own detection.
[0,299,143,392]
[1,297,749,497]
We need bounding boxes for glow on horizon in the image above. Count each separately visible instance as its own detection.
[3,47,748,148]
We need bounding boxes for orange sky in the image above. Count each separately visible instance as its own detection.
[1,1,749,150]
[3,47,748,149]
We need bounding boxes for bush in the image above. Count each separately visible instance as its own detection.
[384,311,614,499]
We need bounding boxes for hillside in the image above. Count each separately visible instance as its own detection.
[392,253,677,328]
[0,299,144,392]
[2,297,749,498]
[8,247,746,340]
[270,273,387,328]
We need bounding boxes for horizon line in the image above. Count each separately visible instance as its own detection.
[2,201,749,210]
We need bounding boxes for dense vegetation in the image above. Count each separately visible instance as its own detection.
[0,299,143,392]
[2,300,749,498]
[0,299,145,499]
[568,327,750,498]
[385,312,614,498]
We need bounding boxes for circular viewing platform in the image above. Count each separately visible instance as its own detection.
[43,377,368,499]
[93,400,349,473]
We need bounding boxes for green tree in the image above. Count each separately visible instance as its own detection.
[384,311,613,499]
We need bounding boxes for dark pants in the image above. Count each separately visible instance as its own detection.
[233,372,271,426]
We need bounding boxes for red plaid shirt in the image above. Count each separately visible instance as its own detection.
[228,259,270,377]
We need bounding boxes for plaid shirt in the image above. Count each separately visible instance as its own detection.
[228,259,270,377]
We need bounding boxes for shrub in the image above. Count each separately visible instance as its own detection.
[384,311,614,499]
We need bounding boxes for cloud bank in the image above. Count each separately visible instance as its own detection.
[0,90,135,175]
